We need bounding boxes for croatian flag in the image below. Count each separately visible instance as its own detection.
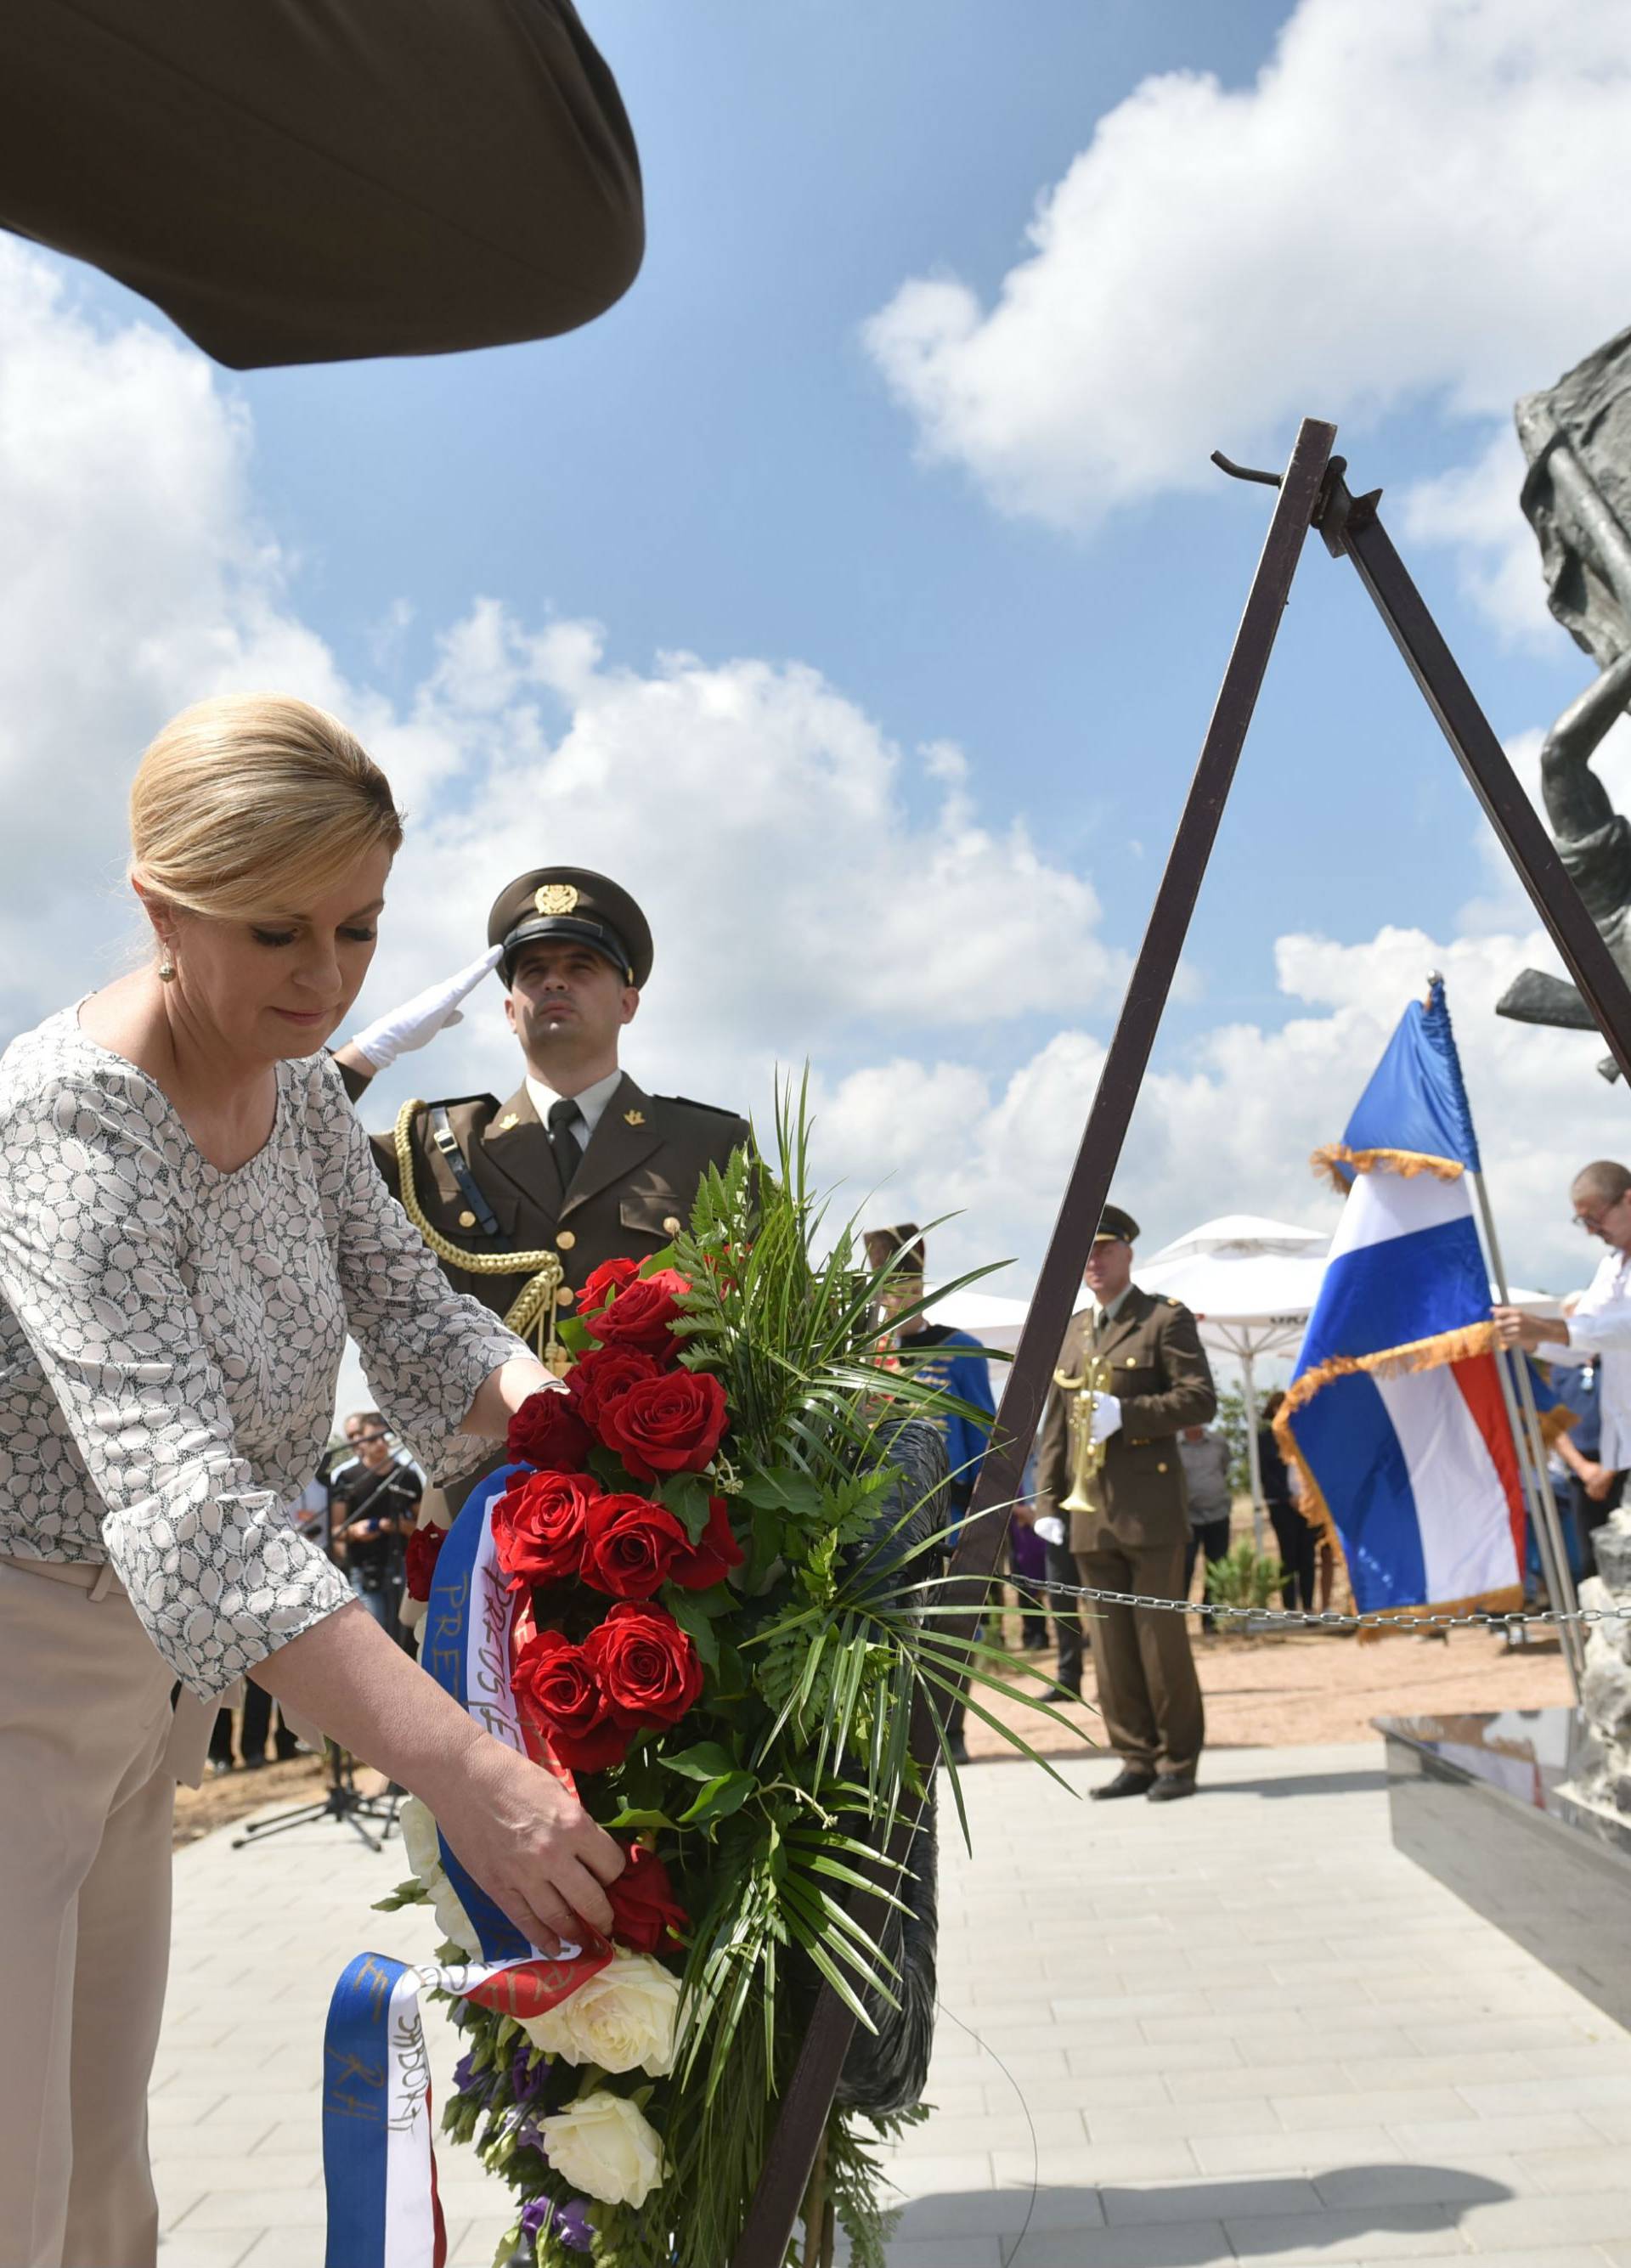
[1277,979,1525,1617]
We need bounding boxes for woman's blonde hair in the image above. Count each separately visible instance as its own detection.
[129,695,404,926]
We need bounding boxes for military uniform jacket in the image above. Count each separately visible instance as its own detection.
[339,1063,750,1335]
[1036,1286,1217,1555]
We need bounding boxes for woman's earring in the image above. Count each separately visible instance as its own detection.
[158,957,176,983]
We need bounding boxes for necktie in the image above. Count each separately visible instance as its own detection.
[547,1097,584,1195]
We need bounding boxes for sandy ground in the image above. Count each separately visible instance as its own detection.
[176,1604,1571,1842]
[964,1596,1574,1764]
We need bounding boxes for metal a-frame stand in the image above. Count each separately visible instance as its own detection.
[731,415,1631,2268]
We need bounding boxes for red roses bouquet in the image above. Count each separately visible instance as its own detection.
[490,1261,739,1780]
[387,1134,1035,2268]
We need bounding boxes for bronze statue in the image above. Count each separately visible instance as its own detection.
[1499,324,1631,1070]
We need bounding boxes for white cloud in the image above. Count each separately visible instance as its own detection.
[1400,429,1556,648]
[4,234,1620,1427]
[864,0,1631,536]
[0,240,1117,1072]
[816,923,1628,1321]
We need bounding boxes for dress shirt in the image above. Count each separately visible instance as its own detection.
[1092,1287,1133,1333]
[524,1065,624,1149]
[1544,1245,1631,1471]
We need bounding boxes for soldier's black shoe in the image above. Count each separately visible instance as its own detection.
[946,1732,970,1767]
[1092,1767,1155,1801]
[1147,1773,1197,1803]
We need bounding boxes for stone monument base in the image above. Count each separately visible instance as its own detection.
[1377,1707,1631,2031]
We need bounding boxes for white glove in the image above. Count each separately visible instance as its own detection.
[1089,1391,1122,1446]
[1033,1514,1066,1548]
[347,945,504,1071]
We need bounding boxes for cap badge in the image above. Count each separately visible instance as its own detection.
[624,1109,646,1126]
[534,883,579,916]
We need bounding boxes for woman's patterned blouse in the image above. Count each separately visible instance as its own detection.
[0,1009,525,1697]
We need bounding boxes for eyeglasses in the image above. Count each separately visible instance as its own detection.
[1574,1201,1625,1233]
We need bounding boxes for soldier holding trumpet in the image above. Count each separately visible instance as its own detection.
[1036,1205,1216,1802]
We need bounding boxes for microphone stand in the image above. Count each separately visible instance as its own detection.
[234,1448,409,1854]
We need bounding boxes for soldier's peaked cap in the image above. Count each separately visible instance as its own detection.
[488,868,654,990]
[1094,1204,1140,1245]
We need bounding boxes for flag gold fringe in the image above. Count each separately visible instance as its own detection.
[1272,1320,1501,1566]
[1352,1582,1526,1643]
[1310,1142,1465,1193]
[1538,1402,1577,1449]
[1278,1320,1498,1422]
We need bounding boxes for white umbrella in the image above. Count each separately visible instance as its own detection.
[1136,1216,1331,1547]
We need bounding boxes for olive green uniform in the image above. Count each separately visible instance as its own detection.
[1036,1286,1216,1777]
[339,1063,748,1338]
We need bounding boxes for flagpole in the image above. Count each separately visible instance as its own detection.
[1469,1171,1586,1695]
[1238,1344,1267,1553]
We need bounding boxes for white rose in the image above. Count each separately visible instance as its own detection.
[430,1879,483,1960]
[538,2090,665,2209]
[398,1795,444,1887]
[520,1951,680,2077]
[398,1797,482,1960]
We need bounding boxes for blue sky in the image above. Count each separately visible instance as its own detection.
[4,0,1631,1308]
[234,0,1577,1013]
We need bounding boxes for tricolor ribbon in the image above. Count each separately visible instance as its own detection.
[323,1465,611,2267]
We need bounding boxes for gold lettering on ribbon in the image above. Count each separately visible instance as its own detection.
[324,2046,387,2124]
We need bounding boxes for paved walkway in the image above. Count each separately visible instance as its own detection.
[152,1743,1631,2267]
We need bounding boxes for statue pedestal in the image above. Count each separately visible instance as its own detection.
[1377,1707,1631,2031]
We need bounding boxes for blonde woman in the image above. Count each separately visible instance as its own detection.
[0,697,624,2268]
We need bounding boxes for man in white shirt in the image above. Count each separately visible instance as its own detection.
[1494,1158,1631,1562]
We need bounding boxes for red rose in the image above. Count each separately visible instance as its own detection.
[669,1496,744,1591]
[404,1523,446,1602]
[506,1387,593,1473]
[567,1346,664,1436]
[578,1256,642,1317]
[606,1843,690,1955]
[584,1601,703,1729]
[580,1492,690,1600]
[512,1627,629,1774]
[491,1470,602,1589]
[582,1267,691,1357]
[398,1515,442,1605]
[598,1368,728,1481]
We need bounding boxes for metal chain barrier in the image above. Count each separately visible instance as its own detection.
[1005,1572,1631,1635]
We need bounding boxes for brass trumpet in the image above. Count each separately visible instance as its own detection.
[1053,1352,1115,1513]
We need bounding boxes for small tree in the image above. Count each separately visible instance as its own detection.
[1203,1537,1285,1628]
[1214,1385,1250,1496]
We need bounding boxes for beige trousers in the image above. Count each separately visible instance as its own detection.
[0,1559,181,2268]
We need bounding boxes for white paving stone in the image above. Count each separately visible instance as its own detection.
[150,1740,1631,2264]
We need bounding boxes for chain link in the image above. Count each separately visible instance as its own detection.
[1008,1573,1631,1634]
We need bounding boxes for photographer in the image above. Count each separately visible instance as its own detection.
[330,1410,421,1649]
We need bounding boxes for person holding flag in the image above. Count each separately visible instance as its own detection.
[1494,1159,1631,1571]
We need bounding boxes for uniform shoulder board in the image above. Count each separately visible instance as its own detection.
[657,1093,747,1121]
[415,1092,500,1118]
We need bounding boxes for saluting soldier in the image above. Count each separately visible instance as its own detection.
[336,866,750,1387]
[1036,1205,1216,1803]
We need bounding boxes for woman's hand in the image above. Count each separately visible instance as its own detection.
[251,1601,624,1955]
[427,1733,625,1956]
